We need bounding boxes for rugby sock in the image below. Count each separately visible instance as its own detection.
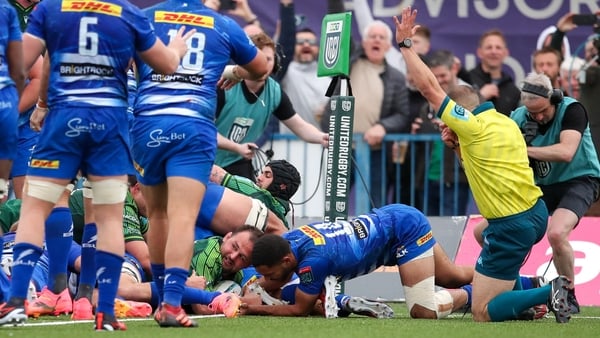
[76,222,97,300]
[519,276,532,290]
[487,285,550,322]
[9,243,43,303]
[151,263,165,304]
[336,295,351,317]
[461,284,472,306]
[181,286,220,305]
[149,282,160,308]
[95,250,123,316]
[44,207,73,293]
[336,294,350,310]
[0,265,9,303]
[162,267,188,306]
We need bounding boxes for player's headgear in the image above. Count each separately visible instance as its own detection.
[265,160,301,201]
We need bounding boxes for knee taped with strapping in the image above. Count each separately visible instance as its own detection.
[26,179,67,204]
[89,179,127,204]
[82,178,93,199]
[403,276,454,319]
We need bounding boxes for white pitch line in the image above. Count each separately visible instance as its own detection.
[5,313,600,327]
[21,314,224,327]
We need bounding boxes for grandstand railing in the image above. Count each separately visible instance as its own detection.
[261,133,468,220]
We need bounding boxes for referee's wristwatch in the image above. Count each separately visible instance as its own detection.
[398,38,412,48]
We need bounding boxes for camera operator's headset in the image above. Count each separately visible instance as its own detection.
[521,82,564,105]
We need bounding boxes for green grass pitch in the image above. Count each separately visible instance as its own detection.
[3,303,599,338]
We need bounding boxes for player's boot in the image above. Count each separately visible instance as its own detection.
[156,303,197,328]
[344,297,394,318]
[547,275,571,323]
[95,312,127,331]
[209,293,242,318]
[27,287,73,317]
[515,305,548,321]
[0,302,27,326]
[567,289,580,314]
[323,275,339,318]
[114,298,152,318]
[71,297,94,320]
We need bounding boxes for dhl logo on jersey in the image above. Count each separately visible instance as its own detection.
[416,230,433,246]
[133,160,145,177]
[155,11,214,28]
[299,226,325,245]
[62,0,122,17]
[29,159,60,169]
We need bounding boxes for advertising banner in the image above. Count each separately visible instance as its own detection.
[455,215,600,306]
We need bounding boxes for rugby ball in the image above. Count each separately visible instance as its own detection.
[213,280,242,295]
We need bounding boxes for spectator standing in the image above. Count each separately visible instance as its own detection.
[280,27,330,132]
[559,56,585,99]
[468,29,521,116]
[412,50,470,216]
[532,47,562,89]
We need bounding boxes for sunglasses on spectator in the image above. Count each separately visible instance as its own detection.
[296,38,318,46]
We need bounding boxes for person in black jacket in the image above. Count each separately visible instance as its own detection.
[468,29,521,116]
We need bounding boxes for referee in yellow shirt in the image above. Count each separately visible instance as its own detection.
[394,7,571,324]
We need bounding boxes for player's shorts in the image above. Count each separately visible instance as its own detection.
[540,176,600,220]
[195,182,225,232]
[10,123,39,177]
[27,107,132,179]
[130,115,216,186]
[476,198,548,280]
[194,227,216,240]
[374,204,437,266]
[0,87,19,161]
